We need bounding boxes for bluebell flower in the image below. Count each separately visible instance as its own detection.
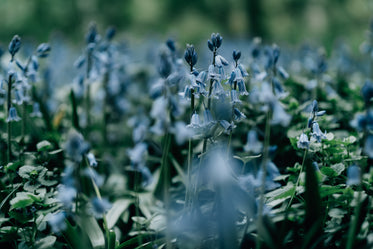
[6,106,21,122]
[64,130,90,163]
[57,185,76,209]
[135,165,153,187]
[346,165,361,186]
[233,108,246,122]
[271,100,291,127]
[86,23,98,44]
[90,197,112,218]
[214,55,229,68]
[127,143,147,165]
[48,212,66,234]
[36,43,51,58]
[171,121,193,145]
[230,89,241,104]
[311,122,326,142]
[208,33,223,51]
[211,79,226,98]
[30,102,42,118]
[187,112,201,129]
[61,165,75,187]
[361,80,373,105]
[219,120,236,134]
[105,26,116,41]
[312,162,320,171]
[158,51,172,78]
[86,153,98,167]
[238,64,249,77]
[232,50,241,62]
[297,133,310,149]
[8,35,21,60]
[13,88,24,105]
[203,109,215,125]
[184,44,198,67]
[243,130,262,154]
[257,161,281,191]
[364,134,373,158]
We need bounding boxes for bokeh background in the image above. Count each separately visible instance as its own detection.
[0,0,372,52]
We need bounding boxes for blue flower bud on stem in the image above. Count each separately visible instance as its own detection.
[8,35,21,61]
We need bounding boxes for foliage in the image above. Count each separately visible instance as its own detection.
[0,19,373,249]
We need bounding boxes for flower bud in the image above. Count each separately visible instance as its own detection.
[8,35,21,60]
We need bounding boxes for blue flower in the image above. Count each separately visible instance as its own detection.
[57,185,76,209]
[8,35,21,60]
[187,112,201,129]
[184,44,198,67]
[86,153,98,167]
[364,134,373,158]
[30,102,42,118]
[311,122,326,142]
[6,106,21,122]
[36,43,51,58]
[48,212,66,234]
[243,130,262,154]
[128,143,147,165]
[297,133,310,149]
[90,197,112,218]
[346,165,361,186]
[64,130,90,163]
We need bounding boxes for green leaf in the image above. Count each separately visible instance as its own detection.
[320,167,338,177]
[37,140,52,152]
[80,216,105,249]
[9,195,34,210]
[106,198,132,229]
[64,219,92,249]
[5,161,22,172]
[330,163,345,176]
[48,149,63,155]
[34,235,56,249]
[265,184,295,203]
[302,161,322,249]
[116,234,155,249]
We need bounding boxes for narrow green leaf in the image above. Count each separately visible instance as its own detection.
[80,216,105,249]
[302,161,322,249]
[34,235,56,249]
[106,199,132,229]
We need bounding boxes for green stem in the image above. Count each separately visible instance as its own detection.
[227,80,238,156]
[185,85,195,210]
[202,49,217,154]
[346,162,366,249]
[134,171,143,247]
[102,71,110,145]
[160,132,172,249]
[286,149,308,210]
[256,110,271,249]
[7,74,13,163]
[21,101,27,144]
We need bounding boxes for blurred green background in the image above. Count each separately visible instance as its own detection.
[0,0,372,51]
